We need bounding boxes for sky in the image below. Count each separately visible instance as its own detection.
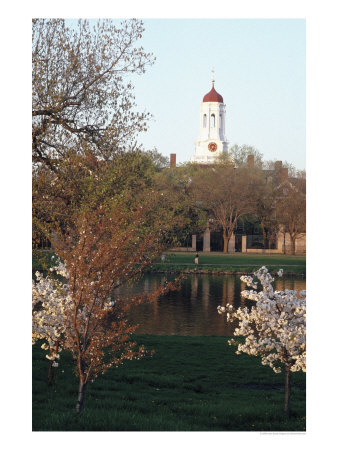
[126,19,306,169]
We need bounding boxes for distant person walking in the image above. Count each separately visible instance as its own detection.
[194,253,199,265]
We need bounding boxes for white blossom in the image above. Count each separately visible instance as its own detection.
[33,261,118,365]
[218,266,306,374]
[32,262,72,364]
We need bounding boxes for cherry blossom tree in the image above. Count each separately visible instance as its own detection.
[33,196,179,413]
[32,260,149,407]
[32,19,186,413]
[217,266,306,416]
[32,261,71,384]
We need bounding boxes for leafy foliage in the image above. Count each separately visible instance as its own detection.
[191,164,261,252]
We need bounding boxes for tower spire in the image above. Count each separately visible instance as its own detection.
[191,76,228,164]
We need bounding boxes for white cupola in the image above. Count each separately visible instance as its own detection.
[191,75,228,164]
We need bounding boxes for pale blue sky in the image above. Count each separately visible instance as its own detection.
[127,19,305,169]
[65,18,305,169]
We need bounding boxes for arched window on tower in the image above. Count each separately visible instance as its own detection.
[203,114,207,128]
[211,114,215,128]
[219,114,222,131]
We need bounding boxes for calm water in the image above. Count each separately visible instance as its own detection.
[116,274,306,336]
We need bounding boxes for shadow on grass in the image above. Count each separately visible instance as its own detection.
[33,335,306,431]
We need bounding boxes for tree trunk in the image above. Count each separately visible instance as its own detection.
[283,233,286,254]
[223,232,229,253]
[76,380,87,413]
[290,236,296,255]
[47,360,54,386]
[261,224,267,249]
[47,341,59,386]
[284,366,291,417]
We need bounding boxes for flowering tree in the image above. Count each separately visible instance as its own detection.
[34,196,178,413]
[217,266,306,416]
[32,19,186,414]
[32,262,72,384]
[32,259,151,408]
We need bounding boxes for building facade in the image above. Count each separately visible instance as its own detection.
[170,79,306,255]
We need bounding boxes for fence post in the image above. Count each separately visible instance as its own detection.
[203,228,211,252]
[242,235,247,253]
[192,234,197,252]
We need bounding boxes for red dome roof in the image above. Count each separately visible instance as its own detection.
[203,83,223,103]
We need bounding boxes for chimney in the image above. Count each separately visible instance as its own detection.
[170,153,176,168]
[274,160,283,172]
[247,154,254,168]
[278,167,288,184]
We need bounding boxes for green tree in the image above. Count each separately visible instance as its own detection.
[33,149,180,247]
[253,178,279,249]
[275,179,306,255]
[32,18,158,246]
[154,163,208,246]
[228,144,264,168]
[192,165,259,252]
[264,159,306,179]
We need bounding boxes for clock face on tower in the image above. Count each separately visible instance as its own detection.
[208,142,217,152]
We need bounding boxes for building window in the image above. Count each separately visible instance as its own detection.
[203,114,207,128]
[211,114,215,128]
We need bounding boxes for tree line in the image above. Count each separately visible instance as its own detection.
[158,153,305,254]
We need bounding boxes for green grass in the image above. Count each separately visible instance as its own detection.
[150,252,306,275]
[32,249,306,275]
[33,335,306,431]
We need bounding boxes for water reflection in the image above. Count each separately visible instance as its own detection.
[118,274,306,336]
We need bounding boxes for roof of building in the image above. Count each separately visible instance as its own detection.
[203,83,224,103]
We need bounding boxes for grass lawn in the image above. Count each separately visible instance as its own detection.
[151,252,306,275]
[33,335,306,431]
[33,249,306,275]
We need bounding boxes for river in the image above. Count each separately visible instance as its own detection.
[116,273,306,336]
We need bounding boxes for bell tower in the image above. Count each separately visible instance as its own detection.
[191,71,228,164]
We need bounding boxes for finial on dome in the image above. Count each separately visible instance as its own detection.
[211,67,215,86]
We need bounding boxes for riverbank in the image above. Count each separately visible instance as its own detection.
[33,249,306,276]
[33,335,306,431]
[148,252,306,276]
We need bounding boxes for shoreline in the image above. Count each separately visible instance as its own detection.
[33,249,306,277]
[146,265,306,277]
[148,269,306,277]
